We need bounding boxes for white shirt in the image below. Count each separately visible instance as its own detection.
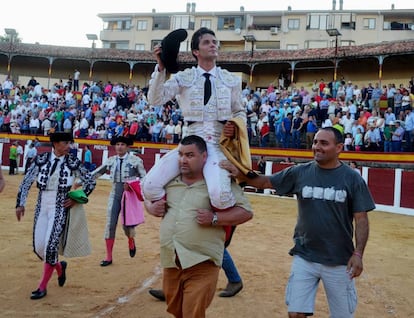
[165,124,175,134]
[46,154,64,190]
[30,118,40,128]
[3,79,13,90]
[26,147,37,159]
[82,94,91,105]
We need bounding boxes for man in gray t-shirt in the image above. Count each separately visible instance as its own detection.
[270,160,374,266]
[221,127,375,318]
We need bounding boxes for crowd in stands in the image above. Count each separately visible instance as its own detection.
[244,77,414,152]
[1,74,413,152]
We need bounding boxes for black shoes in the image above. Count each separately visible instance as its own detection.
[31,261,67,299]
[129,239,136,258]
[148,283,243,300]
[149,289,166,301]
[100,260,113,267]
[219,281,243,297]
[58,261,67,287]
[129,247,136,258]
[31,289,47,300]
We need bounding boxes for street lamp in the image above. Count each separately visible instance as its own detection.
[4,28,17,39]
[86,34,98,83]
[243,34,257,58]
[326,28,341,81]
[4,28,17,74]
[86,34,98,49]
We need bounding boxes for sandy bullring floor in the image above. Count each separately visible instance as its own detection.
[1,175,413,318]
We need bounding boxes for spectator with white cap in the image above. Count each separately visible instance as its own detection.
[259,117,270,147]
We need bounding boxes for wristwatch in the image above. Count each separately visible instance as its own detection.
[211,212,218,226]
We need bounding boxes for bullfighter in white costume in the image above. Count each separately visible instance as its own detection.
[142,27,246,210]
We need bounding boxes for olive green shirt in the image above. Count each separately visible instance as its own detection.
[160,177,251,269]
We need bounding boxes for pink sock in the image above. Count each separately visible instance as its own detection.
[128,237,135,249]
[38,263,55,291]
[105,238,115,261]
[55,261,62,277]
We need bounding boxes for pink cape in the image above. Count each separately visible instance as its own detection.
[120,179,145,227]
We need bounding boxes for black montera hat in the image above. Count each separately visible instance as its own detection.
[161,29,188,74]
[50,132,74,143]
[110,136,133,146]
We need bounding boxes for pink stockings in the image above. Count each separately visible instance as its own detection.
[128,237,135,250]
[38,262,62,291]
[105,238,115,261]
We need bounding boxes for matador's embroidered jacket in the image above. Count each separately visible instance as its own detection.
[16,152,96,264]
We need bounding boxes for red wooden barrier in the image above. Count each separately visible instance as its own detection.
[401,171,414,209]
[367,168,395,206]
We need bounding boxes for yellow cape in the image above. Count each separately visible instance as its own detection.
[219,117,257,184]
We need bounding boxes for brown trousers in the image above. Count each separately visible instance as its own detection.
[306,132,316,149]
[163,260,220,318]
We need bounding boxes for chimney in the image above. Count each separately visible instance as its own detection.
[339,0,343,10]
[240,6,244,12]
[287,6,292,11]
[191,2,196,13]
[332,0,336,10]
[391,3,395,10]
[152,8,156,13]
[186,2,191,13]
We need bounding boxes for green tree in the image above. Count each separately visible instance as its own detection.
[0,30,22,43]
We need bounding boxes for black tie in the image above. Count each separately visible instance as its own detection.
[50,158,60,175]
[119,158,123,181]
[203,73,211,105]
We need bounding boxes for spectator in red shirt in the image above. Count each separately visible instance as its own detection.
[319,79,326,97]
[260,118,270,147]
[129,119,139,140]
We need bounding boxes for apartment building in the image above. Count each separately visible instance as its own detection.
[98,2,414,52]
